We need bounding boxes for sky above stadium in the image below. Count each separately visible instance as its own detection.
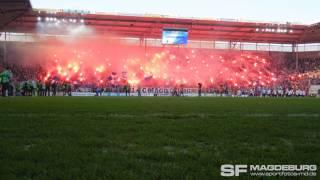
[31,0,319,24]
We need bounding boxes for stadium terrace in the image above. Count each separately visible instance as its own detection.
[1,1,320,179]
[1,2,320,97]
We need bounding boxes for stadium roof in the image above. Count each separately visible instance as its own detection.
[1,0,320,44]
[0,0,31,30]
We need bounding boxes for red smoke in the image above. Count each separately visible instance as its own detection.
[35,37,280,88]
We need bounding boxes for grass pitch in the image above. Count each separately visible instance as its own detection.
[0,97,319,179]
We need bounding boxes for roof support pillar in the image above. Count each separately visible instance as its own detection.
[139,37,144,46]
[292,43,299,72]
[3,31,7,63]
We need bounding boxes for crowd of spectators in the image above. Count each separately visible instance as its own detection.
[298,57,320,73]
[1,51,320,97]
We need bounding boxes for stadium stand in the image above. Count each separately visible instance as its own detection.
[1,0,320,97]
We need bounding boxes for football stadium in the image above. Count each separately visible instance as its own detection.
[0,0,320,179]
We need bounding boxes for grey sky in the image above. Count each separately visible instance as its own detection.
[31,0,319,24]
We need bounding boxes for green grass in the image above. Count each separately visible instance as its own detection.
[0,97,319,179]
